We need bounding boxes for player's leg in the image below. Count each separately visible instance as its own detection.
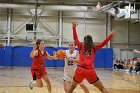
[86,69,109,93]
[66,80,78,93]
[29,70,43,89]
[79,82,89,93]
[34,79,43,87]
[42,71,52,93]
[67,67,84,93]
[64,80,72,92]
[91,79,109,93]
[63,74,72,92]
[64,73,79,93]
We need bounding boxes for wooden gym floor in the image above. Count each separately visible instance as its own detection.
[0,67,139,93]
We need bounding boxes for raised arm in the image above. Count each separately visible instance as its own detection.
[95,29,116,50]
[133,49,140,54]
[72,22,82,49]
[30,44,38,58]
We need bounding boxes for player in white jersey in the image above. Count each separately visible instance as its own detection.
[63,42,89,93]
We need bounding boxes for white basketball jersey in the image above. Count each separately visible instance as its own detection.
[64,50,78,77]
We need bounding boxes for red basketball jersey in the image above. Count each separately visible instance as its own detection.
[31,50,47,69]
[73,27,113,69]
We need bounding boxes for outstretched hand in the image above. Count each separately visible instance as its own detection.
[53,51,58,60]
[111,28,117,35]
[33,43,37,50]
[72,22,77,28]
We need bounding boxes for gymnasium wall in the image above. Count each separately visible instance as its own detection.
[0,46,113,68]
[111,21,140,49]
[63,20,106,43]
[0,10,107,47]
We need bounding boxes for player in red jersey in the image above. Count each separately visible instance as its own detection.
[29,39,56,93]
[67,22,116,93]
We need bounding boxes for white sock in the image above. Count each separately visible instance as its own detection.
[32,80,36,84]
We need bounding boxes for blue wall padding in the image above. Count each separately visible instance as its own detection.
[4,46,12,66]
[94,48,113,68]
[0,47,4,66]
[94,49,106,68]
[0,46,113,68]
[105,48,113,68]
[12,46,32,66]
[45,47,57,67]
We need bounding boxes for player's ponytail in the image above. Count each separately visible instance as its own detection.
[84,35,95,49]
[35,39,43,50]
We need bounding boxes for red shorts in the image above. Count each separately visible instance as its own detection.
[73,66,99,84]
[31,67,47,79]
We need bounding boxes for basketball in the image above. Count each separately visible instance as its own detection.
[55,50,66,60]
[0,43,3,47]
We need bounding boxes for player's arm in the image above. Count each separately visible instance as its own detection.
[66,51,79,63]
[30,50,38,58]
[46,51,57,60]
[30,43,38,58]
[133,49,140,54]
[30,50,36,58]
[95,29,116,50]
[72,22,82,49]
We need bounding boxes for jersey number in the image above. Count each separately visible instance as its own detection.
[68,61,73,66]
[83,49,92,56]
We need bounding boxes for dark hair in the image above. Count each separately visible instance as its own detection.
[36,39,43,49]
[84,35,95,49]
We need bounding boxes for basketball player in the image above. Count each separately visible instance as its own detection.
[62,42,89,93]
[29,39,56,93]
[66,22,116,93]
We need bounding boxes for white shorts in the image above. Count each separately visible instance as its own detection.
[63,73,73,81]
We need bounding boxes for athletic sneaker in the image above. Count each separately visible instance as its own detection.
[29,79,34,89]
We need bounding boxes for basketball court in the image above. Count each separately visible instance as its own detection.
[0,0,140,93]
[0,67,139,93]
